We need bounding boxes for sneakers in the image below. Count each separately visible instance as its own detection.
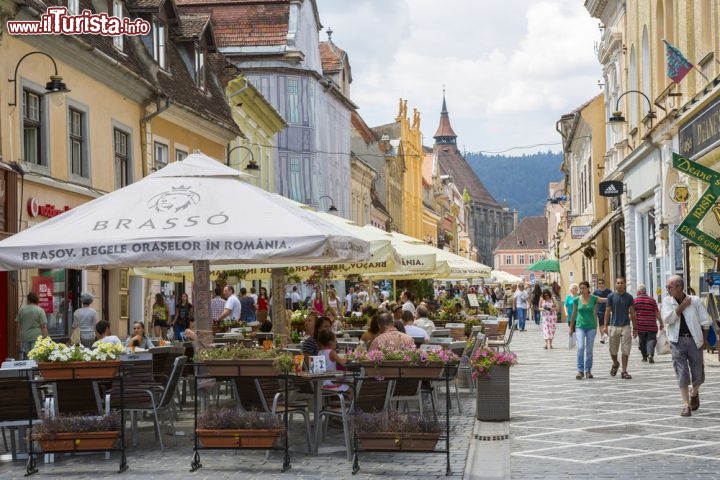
[585,372,594,379]
[691,393,700,411]
[648,356,655,364]
[575,372,584,380]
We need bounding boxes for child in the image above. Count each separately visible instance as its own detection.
[317,329,349,392]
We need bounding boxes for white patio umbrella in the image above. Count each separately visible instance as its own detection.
[0,153,371,270]
[489,270,522,284]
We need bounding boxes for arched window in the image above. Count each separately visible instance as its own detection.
[629,45,638,128]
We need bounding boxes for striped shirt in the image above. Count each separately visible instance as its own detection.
[634,293,659,332]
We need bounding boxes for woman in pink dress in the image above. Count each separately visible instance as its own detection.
[312,287,325,315]
[540,289,558,349]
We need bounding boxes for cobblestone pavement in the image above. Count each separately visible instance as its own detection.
[2,373,479,479]
[510,321,720,479]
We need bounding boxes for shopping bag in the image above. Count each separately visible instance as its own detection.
[708,327,717,349]
[70,326,81,345]
[656,329,671,355]
[568,333,577,349]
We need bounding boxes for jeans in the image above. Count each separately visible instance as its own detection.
[576,328,597,373]
[505,308,516,328]
[638,331,657,358]
[516,308,527,331]
[533,308,541,325]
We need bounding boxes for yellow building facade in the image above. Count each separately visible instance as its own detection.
[396,100,424,239]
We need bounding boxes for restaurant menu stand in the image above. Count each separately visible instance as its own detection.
[189,362,291,472]
[25,363,128,476]
[348,362,452,476]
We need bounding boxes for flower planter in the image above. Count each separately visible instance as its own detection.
[196,428,282,448]
[362,361,445,379]
[476,364,510,421]
[38,431,120,452]
[201,359,278,377]
[350,319,368,328]
[357,432,401,451]
[38,360,121,380]
[357,432,440,451]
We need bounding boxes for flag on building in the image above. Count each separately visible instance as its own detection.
[664,40,693,83]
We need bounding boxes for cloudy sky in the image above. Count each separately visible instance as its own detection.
[315,0,603,155]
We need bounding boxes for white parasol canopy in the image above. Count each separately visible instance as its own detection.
[489,270,523,284]
[0,153,371,270]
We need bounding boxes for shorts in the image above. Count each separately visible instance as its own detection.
[608,325,632,356]
[154,320,168,328]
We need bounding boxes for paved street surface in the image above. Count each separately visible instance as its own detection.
[4,323,720,479]
[510,321,720,479]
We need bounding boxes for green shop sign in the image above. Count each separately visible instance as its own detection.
[672,152,720,255]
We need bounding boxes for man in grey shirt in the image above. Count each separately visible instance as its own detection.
[602,277,636,379]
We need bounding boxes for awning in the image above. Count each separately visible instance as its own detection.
[567,207,622,256]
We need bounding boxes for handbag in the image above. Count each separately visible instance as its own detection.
[70,326,81,345]
[656,329,671,355]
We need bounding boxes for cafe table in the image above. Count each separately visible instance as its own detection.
[290,370,351,455]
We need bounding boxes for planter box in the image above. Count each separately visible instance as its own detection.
[38,431,120,452]
[38,360,121,380]
[200,359,278,377]
[196,428,282,448]
[357,432,440,451]
[362,361,445,379]
[476,364,510,421]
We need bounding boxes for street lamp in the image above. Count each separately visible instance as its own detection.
[225,144,259,170]
[8,51,70,107]
[319,195,338,212]
[607,90,655,137]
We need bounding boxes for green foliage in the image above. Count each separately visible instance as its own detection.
[465,151,563,218]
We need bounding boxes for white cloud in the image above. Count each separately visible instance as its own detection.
[316,0,602,154]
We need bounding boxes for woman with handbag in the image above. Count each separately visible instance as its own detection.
[72,293,97,348]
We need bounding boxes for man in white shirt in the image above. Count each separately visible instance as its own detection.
[94,320,123,346]
[661,275,711,417]
[401,290,417,315]
[402,310,429,341]
[413,305,435,337]
[513,283,529,331]
[217,285,242,321]
[290,286,301,311]
[344,287,355,315]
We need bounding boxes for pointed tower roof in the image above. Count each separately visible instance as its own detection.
[433,89,457,143]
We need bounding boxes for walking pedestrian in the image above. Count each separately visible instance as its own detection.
[593,278,612,333]
[602,277,636,380]
[540,289,557,349]
[661,275,711,417]
[15,292,48,359]
[530,284,542,326]
[504,285,517,327]
[72,292,98,348]
[513,283,529,331]
[634,284,662,363]
[569,281,607,379]
[564,283,579,326]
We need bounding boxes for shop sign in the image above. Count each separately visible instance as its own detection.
[571,226,591,239]
[27,198,71,218]
[679,98,720,158]
[599,181,623,197]
[32,276,54,314]
[669,183,690,204]
[672,152,720,255]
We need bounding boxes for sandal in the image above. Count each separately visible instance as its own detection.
[610,362,620,377]
[621,372,632,379]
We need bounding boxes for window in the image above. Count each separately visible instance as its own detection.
[529,255,535,264]
[194,44,206,90]
[175,149,187,162]
[505,255,512,265]
[154,142,168,170]
[69,108,87,177]
[153,19,166,69]
[23,89,44,165]
[114,129,130,188]
[288,155,302,201]
[68,0,79,15]
[311,156,322,204]
[112,0,123,50]
[287,78,300,124]
[518,255,525,265]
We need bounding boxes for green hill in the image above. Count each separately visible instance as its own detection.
[465,151,564,219]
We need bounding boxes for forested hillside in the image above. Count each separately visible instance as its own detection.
[465,151,564,219]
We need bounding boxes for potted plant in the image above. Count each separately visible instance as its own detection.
[347,348,458,379]
[196,408,283,448]
[289,309,307,333]
[32,411,121,452]
[469,347,518,421]
[354,411,441,451]
[28,336,125,380]
[195,344,294,377]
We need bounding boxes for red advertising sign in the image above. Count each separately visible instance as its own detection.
[32,276,54,314]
